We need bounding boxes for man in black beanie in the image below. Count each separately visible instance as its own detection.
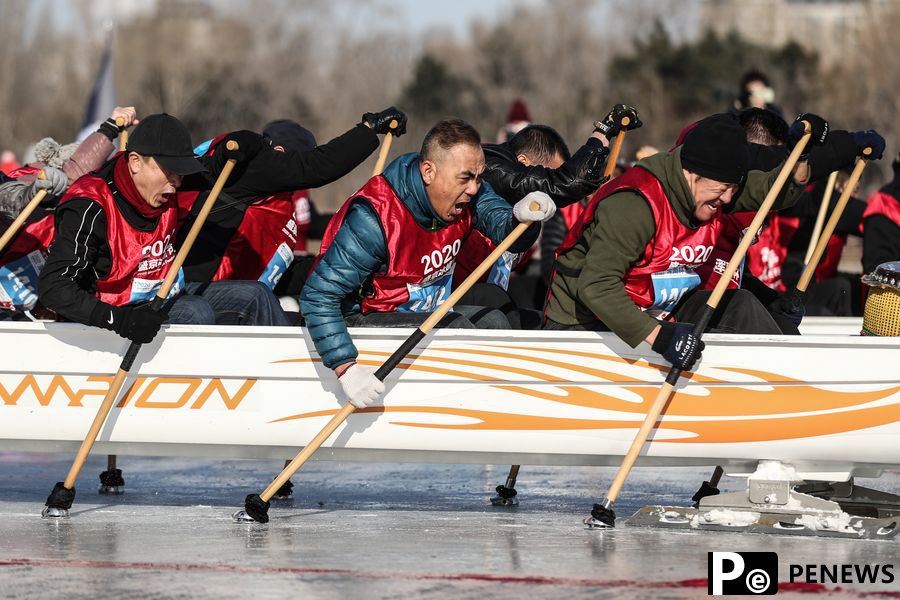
[545,112,830,371]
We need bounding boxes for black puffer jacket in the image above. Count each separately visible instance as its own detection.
[481,138,608,208]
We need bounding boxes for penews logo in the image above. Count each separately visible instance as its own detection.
[709,552,777,595]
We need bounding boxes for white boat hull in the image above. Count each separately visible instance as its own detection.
[1,321,898,479]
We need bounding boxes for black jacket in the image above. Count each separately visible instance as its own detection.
[481,138,607,208]
[178,124,379,282]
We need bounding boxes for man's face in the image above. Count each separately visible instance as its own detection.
[129,154,183,208]
[420,143,485,222]
[684,170,738,222]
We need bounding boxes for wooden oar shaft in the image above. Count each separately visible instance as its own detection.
[116,116,128,152]
[606,382,674,502]
[372,119,400,177]
[63,368,128,488]
[261,403,355,501]
[602,116,630,179]
[259,202,540,492]
[0,171,48,254]
[421,218,533,332]
[603,125,812,507]
[706,129,812,310]
[804,171,837,265]
[57,145,238,491]
[158,147,238,298]
[797,155,869,293]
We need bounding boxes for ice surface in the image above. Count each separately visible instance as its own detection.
[0,454,898,599]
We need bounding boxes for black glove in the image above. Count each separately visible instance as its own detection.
[104,303,168,344]
[788,113,829,158]
[594,104,642,138]
[361,107,408,137]
[651,321,705,371]
[220,130,266,164]
[767,288,805,327]
[851,130,886,161]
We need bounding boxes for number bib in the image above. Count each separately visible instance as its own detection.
[128,269,185,304]
[647,266,700,319]
[485,251,519,290]
[259,242,295,289]
[0,251,44,311]
[399,270,453,313]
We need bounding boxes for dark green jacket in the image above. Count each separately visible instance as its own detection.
[545,146,805,347]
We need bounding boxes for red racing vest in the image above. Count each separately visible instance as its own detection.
[319,175,472,313]
[696,212,753,291]
[0,212,54,311]
[191,134,300,288]
[62,171,184,306]
[556,167,725,320]
[0,165,55,311]
[863,191,900,229]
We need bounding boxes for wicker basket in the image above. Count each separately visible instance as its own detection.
[861,261,900,336]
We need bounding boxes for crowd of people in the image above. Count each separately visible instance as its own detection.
[0,81,896,406]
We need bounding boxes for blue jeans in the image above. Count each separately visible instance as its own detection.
[167,281,290,326]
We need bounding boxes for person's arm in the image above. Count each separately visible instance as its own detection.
[732,161,807,214]
[470,181,541,252]
[576,193,659,348]
[37,198,111,324]
[482,138,608,207]
[217,126,380,201]
[0,167,68,220]
[300,201,387,371]
[862,215,900,274]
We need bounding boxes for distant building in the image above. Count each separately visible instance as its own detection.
[699,0,892,65]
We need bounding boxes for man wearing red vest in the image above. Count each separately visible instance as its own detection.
[38,113,287,344]
[545,113,828,371]
[863,152,900,274]
[301,119,556,409]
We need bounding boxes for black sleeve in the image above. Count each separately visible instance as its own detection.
[835,197,865,237]
[38,198,114,326]
[539,211,568,285]
[481,139,606,208]
[862,215,900,274]
[220,125,379,201]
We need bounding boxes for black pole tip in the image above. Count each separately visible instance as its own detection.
[494,485,518,500]
[584,503,616,528]
[691,480,720,507]
[244,493,270,523]
[45,482,76,510]
[99,469,125,488]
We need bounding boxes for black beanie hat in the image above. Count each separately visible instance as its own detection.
[681,113,750,185]
[262,120,317,153]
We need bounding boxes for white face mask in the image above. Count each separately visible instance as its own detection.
[751,86,775,104]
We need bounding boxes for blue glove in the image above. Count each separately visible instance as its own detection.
[851,130,886,160]
[651,321,705,371]
[788,113,829,159]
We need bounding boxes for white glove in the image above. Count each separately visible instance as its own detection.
[513,191,556,223]
[32,167,69,198]
[338,363,385,409]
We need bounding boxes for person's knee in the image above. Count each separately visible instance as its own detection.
[168,296,215,325]
[467,307,511,329]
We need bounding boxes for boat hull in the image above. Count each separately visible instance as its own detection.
[1,322,898,478]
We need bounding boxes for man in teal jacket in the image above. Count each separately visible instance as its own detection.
[301,119,555,408]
